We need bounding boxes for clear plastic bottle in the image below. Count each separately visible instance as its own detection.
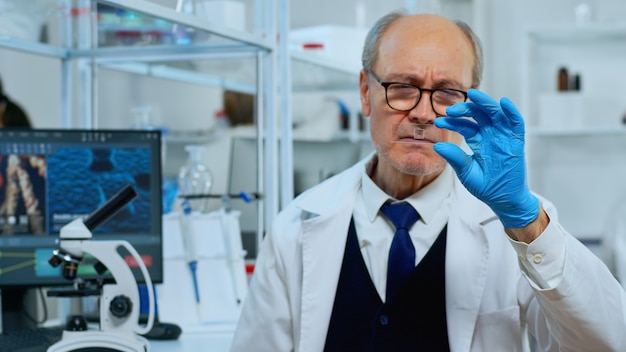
[178,145,213,213]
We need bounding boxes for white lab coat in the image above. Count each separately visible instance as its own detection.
[231,157,626,352]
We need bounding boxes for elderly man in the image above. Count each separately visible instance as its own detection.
[231,11,626,351]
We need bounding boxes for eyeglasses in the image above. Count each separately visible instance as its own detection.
[368,70,468,116]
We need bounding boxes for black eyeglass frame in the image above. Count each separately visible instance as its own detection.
[367,70,468,116]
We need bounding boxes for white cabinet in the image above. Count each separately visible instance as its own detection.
[521,23,626,243]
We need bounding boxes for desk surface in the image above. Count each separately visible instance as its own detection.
[149,323,236,352]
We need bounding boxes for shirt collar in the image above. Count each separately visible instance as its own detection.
[361,154,454,225]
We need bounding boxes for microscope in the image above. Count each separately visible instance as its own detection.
[46,184,155,352]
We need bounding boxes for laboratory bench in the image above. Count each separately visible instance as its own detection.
[149,324,236,352]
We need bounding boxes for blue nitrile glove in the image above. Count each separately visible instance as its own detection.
[433,89,539,229]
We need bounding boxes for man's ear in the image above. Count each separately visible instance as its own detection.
[359,70,371,117]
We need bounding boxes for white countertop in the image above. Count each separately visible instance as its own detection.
[149,323,236,352]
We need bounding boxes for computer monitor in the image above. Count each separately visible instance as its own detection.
[0,129,163,289]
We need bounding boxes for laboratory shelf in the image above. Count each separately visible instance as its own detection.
[93,41,360,93]
[0,0,274,56]
[96,0,274,51]
[0,0,361,95]
[521,22,626,124]
[0,0,270,96]
[0,0,365,248]
[291,50,359,91]
[0,38,68,59]
[162,130,220,145]
[75,43,262,60]
[527,126,626,137]
[98,59,257,95]
[524,22,626,43]
[521,22,626,244]
[0,0,362,96]
[0,0,280,251]
[90,0,270,94]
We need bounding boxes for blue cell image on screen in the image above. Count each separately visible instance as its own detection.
[46,147,152,234]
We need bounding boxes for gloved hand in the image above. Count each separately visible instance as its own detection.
[433,89,539,229]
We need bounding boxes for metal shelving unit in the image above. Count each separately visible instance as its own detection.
[0,0,368,252]
[0,0,279,254]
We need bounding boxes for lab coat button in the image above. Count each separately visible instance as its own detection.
[532,254,543,264]
[379,314,389,326]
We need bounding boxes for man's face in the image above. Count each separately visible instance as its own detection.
[360,15,474,179]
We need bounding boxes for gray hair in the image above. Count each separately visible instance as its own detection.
[361,11,484,88]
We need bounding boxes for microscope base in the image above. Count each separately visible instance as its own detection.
[47,330,149,352]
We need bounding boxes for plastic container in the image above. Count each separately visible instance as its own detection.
[178,145,213,213]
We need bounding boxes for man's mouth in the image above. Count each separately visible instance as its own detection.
[394,123,436,144]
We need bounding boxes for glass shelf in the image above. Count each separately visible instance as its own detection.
[0,37,67,58]
[95,0,272,51]
[291,51,359,91]
[1,1,359,94]
[525,23,626,43]
[0,0,273,53]
[99,54,258,94]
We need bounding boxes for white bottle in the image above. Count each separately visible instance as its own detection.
[178,145,213,213]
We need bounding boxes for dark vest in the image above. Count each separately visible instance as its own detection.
[324,218,449,352]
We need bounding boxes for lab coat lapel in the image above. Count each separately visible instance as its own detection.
[445,178,495,352]
[293,159,498,351]
[296,166,361,352]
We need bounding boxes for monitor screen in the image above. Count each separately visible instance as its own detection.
[0,129,163,287]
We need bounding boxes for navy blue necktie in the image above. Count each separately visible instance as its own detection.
[380,202,420,301]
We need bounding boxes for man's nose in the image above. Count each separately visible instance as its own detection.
[407,93,436,124]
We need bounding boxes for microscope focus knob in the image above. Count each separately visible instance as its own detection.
[109,295,133,318]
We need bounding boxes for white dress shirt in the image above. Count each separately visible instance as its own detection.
[354,157,454,302]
